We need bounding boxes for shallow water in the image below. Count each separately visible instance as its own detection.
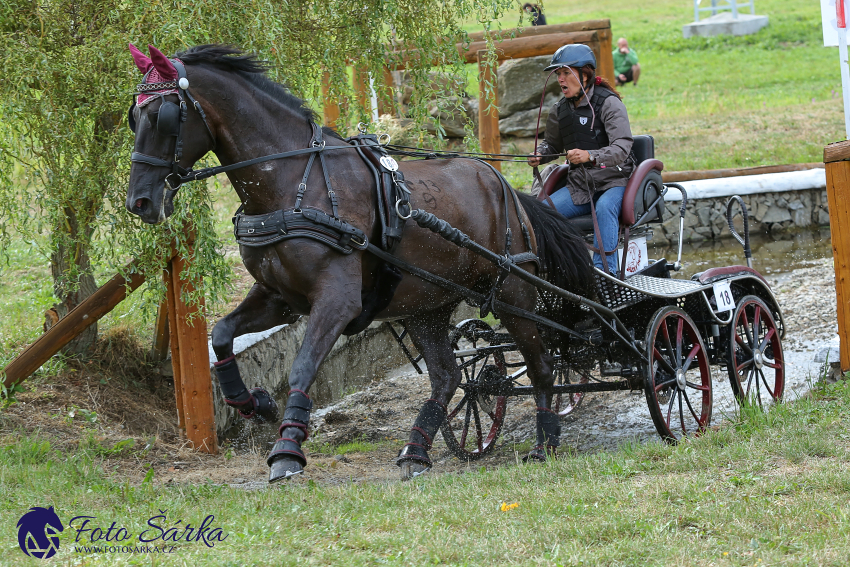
[648,226,833,278]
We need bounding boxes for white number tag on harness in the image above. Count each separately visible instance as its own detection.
[712,281,735,312]
[618,236,648,277]
[379,155,399,171]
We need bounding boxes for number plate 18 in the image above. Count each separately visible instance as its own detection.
[712,281,735,312]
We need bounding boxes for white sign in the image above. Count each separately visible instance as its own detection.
[822,0,847,47]
[712,281,736,313]
[618,236,648,277]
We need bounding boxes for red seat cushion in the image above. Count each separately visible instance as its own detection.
[620,159,663,226]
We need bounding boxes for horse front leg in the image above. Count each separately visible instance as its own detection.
[267,280,363,483]
[396,304,460,480]
[211,282,299,423]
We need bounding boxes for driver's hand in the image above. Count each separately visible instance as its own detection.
[527,153,541,167]
[566,149,590,164]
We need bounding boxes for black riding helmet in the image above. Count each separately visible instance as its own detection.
[544,44,597,72]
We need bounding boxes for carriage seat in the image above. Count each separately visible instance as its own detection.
[537,135,666,233]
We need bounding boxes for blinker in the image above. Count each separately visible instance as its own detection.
[157,101,180,137]
[128,103,137,133]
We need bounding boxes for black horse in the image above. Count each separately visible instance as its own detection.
[126,44,593,482]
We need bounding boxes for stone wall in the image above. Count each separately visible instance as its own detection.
[211,303,478,438]
[654,188,830,244]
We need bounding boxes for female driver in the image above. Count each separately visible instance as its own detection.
[528,44,634,275]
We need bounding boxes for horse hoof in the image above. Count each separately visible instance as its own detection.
[268,456,304,483]
[522,445,549,463]
[399,460,431,481]
[248,387,279,424]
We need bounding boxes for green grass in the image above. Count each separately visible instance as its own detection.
[1,379,849,565]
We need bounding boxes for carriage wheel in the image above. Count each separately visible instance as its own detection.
[726,295,785,408]
[552,355,589,418]
[441,319,508,461]
[643,306,712,443]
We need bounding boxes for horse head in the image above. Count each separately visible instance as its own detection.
[126,44,215,224]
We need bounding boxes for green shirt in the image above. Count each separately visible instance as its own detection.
[612,48,638,76]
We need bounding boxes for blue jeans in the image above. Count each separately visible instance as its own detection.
[549,185,625,274]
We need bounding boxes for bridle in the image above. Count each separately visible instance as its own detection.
[129,58,215,190]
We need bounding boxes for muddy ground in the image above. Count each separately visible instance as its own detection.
[0,258,837,489]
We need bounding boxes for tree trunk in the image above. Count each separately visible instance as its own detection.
[44,207,98,356]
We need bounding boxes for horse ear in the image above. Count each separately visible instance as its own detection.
[129,43,152,73]
[148,45,177,80]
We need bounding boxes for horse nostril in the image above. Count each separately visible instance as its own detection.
[135,199,144,209]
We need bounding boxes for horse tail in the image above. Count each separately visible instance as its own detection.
[516,192,595,298]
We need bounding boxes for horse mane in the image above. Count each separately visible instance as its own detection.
[175,44,341,138]
[516,192,595,297]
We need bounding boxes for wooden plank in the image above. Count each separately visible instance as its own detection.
[826,159,850,371]
[2,261,146,388]
[391,31,597,70]
[322,70,341,130]
[478,50,501,173]
[164,264,184,432]
[595,28,615,85]
[662,163,825,183]
[466,20,611,43]
[169,252,218,454]
[824,140,850,163]
[150,298,170,363]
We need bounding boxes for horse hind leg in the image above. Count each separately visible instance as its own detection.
[396,305,460,480]
[211,283,299,424]
[496,281,560,462]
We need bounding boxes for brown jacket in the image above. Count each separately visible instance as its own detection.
[537,85,634,205]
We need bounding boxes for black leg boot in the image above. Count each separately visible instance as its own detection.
[268,389,312,483]
[214,355,279,423]
[525,408,561,462]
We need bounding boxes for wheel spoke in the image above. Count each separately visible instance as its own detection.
[653,347,677,376]
[666,383,677,425]
[744,367,756,398]
[660,320,674,362]
[764,360,781,370]
[678,390,686,434]
[736,357,754,372]
[684,380,710,392]
[447,393,468,421]
[758,327,775,353]
[654,375,677,393]
[753,305,762,343]
[682,389,701,425]
[682,343,701,373]
[471,399,484,452]
[735,333,753,355]
[460,399,473,448]
[741,309,754,348]
[758,368,776,399]
[675,317,684,363]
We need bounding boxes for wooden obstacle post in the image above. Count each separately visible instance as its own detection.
[165,250,218,454]
[478,50,501,172]
[824,140,850,372]
[150,299,170,363]
[322,70,341,130]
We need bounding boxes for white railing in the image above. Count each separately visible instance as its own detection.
[694,0,755,22]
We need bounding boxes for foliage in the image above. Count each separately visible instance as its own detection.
[0,0,518,327]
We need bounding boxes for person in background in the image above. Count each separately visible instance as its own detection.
[522,3,547,26]
[527,44,634,275]
[613,37,640,86]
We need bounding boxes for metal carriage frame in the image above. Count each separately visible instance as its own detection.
[388,187,787,461]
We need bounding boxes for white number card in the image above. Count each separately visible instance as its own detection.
[712,281,735,312]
